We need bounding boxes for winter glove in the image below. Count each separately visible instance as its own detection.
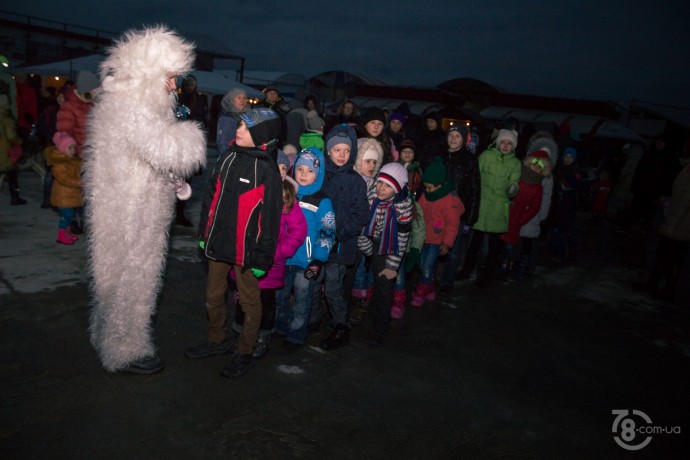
[404,247,420,273]
[251,268,266,278]
[357,235,373,256]
[303,259,323,280]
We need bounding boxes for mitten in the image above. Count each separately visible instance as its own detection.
[358,235,373,256]
[303,259,323,280]
[506,183,519,199]
[251,268,266,278]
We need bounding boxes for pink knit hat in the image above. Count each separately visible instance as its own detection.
[53,132,77,153]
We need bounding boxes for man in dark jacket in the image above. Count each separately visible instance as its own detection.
[438,124,481,293]
[317,124,370,350]
[187,108,283,378]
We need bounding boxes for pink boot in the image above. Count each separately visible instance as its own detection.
[56,228,75,245]
[391,290,406,319]
[425,282,437,301]
[410,283,430,307]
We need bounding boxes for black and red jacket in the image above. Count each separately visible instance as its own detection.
[198,145,283,271]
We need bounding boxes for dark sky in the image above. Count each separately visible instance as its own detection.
[10,1,690,107]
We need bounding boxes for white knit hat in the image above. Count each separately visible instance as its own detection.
[376,162,408,193]
[496,129,518,149]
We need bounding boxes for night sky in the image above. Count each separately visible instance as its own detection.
[9,1,690,108]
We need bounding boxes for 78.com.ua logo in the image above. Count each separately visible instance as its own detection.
[612,409,653,450]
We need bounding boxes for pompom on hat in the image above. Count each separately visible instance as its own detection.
[376,162,408,194]
[52,131,77,153]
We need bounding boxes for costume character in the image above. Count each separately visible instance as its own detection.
[83,26,206,374]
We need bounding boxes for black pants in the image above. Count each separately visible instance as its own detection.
[370,252,395,342]
[462,230,503,280]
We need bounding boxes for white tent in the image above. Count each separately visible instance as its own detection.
[480,106,643,142]
[187,71,262,98]
[19,54,103,80]
[20,55,261,98]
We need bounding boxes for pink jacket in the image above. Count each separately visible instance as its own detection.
[232,201,307,289]
[419,192,464,247]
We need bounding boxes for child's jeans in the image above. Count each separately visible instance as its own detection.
[275,265,314,344]
[352,255,373,292]
[58,207,75,229]
[439,224,470,287]
[419,243,441,284]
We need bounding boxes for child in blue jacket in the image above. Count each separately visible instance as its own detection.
[275,147,336,352]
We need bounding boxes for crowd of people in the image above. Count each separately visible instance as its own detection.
[1,34,689,379]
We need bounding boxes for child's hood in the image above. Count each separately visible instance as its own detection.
[354,137,384,177]
[292,147,326,197]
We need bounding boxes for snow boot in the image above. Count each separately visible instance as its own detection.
[410,282,431,307]
[56,228,75,245]
[391,289,406,319]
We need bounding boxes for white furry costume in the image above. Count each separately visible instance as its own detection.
[83,27,206,372]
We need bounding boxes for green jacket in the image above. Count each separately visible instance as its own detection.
[472,145,521,233]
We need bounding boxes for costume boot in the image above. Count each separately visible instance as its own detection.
[410,282,431,307]
[349,289,368,325]
[56,228,75,245]
[391,289,406,319]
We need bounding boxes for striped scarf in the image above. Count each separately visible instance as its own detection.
[366,198,398,255]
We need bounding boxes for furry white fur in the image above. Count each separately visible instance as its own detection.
[83,26,206,372]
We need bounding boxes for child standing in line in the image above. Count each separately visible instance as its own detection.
[317,124,370,351]
[231,179,307,359]
[44,132,83,245]
[458,129,521,288]
[411,157,464,307]
[357,162,413,345]
[347,137,384,324]
[398,139,423,199]
[359,107,398,164]
[274,147,336,352]
[188,108,283,379]
[499,149,552,276]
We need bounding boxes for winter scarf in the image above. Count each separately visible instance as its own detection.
[366,188,409,255]
[424,181,454,202]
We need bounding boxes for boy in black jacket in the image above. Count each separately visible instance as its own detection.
[187,108,283,378]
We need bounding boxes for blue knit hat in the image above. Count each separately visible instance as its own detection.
[563,147,577,161]
[276,149,290,168]
[294,151,320,176]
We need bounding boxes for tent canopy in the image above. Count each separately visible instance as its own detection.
[20,55,261,97]
[480,106,643,142]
